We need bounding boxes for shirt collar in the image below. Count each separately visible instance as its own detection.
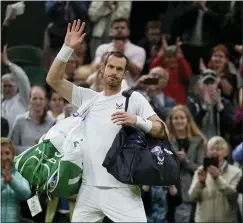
[24,111,48,122]
[23,111,31,120]
[220,160,228,172]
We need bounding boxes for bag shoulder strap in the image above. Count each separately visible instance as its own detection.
[76,94,99,116]
[122,89,134,112]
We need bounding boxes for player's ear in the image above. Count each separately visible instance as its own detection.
[123,71,128,78]
[100,63,105,74]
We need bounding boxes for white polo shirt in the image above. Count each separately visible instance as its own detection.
[94,41,146,86]
[72,85,155,187]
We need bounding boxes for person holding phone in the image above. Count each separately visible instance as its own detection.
[166,105,206,223]
[186,69,234,139]
[188,136,241,223]
[133,67,176,121]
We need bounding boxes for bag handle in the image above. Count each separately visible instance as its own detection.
[122,89,134,112]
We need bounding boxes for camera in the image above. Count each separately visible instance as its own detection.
[143,77,159,85]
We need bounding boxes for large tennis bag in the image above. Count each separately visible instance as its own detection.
[102,90,180,186]
[13,96,98,197]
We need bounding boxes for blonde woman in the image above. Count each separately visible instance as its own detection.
[188,136,241,222]
[1,138,31,222]
[166,105,207,223]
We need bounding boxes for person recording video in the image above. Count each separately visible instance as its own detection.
[188,136,241,223]
[186,69,234,139]
[133,67,176,121]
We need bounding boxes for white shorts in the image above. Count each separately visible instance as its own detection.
[72,185,147,222]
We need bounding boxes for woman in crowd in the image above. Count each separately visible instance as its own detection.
[188,136,241,222]
[47,90,65,122]
[10,85,55,155]
[167,105,207,222]
[201,44,238,103]
[1,138,31,222]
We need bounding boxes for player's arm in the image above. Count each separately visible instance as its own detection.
[46,20,86,102]
[147,114,168,139]
[112,112,168,139]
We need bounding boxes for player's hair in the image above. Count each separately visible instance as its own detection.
[104,51,129,71]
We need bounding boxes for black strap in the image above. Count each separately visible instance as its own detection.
[122,89,134,112]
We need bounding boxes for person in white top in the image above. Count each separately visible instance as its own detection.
[1,46,31,133]
[94,18,146,87]
[46,20,167,222]
[47,90,65,122]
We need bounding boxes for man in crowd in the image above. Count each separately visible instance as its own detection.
[137,20,163,73]
[187,69,233,139]
[133,66,176,121]
[88,1,132,58]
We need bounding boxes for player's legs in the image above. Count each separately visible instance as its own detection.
[100,186,147,222]
[72,185,105,222]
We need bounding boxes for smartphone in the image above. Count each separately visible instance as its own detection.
[143,77,159,85]
[203,157,219,170]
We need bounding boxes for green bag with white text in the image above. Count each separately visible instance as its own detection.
[13,95,98,197]
[13,115,85,197]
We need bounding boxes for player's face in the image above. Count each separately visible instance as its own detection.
[101,55,127,88]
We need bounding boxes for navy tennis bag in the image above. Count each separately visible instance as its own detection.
[102,90,180,186]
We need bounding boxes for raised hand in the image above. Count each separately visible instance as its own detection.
[176,37,183,57]
[2,163,12,184]
[1,45,9,66]
[65,20,86,49]
[199,58,207,72]
[198,167,207,183]
[157,36,168,57]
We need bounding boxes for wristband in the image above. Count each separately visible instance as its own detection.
[135,116,152,133]
[56,44,74,63]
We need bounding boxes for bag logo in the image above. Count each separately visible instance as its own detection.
[157,156,164,165]
[35,147,58,164]
[116,102,124,110]
[73,139,83,148]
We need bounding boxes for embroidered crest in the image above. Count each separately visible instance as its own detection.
[116,102,124,110]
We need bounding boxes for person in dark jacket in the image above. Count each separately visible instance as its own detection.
[1,117,9,137]
[137,20,163,74]
[171,1,228,74]
[187,69,234,139]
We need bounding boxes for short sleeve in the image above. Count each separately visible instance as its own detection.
[130,91,156,119]
[71,85,98,108]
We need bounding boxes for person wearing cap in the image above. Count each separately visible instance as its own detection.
[186,69,234,139]
[1,46,31,134]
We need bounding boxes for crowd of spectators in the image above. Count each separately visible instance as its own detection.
[1,1,242,223]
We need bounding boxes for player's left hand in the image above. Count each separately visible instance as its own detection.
[111,112,137,126]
